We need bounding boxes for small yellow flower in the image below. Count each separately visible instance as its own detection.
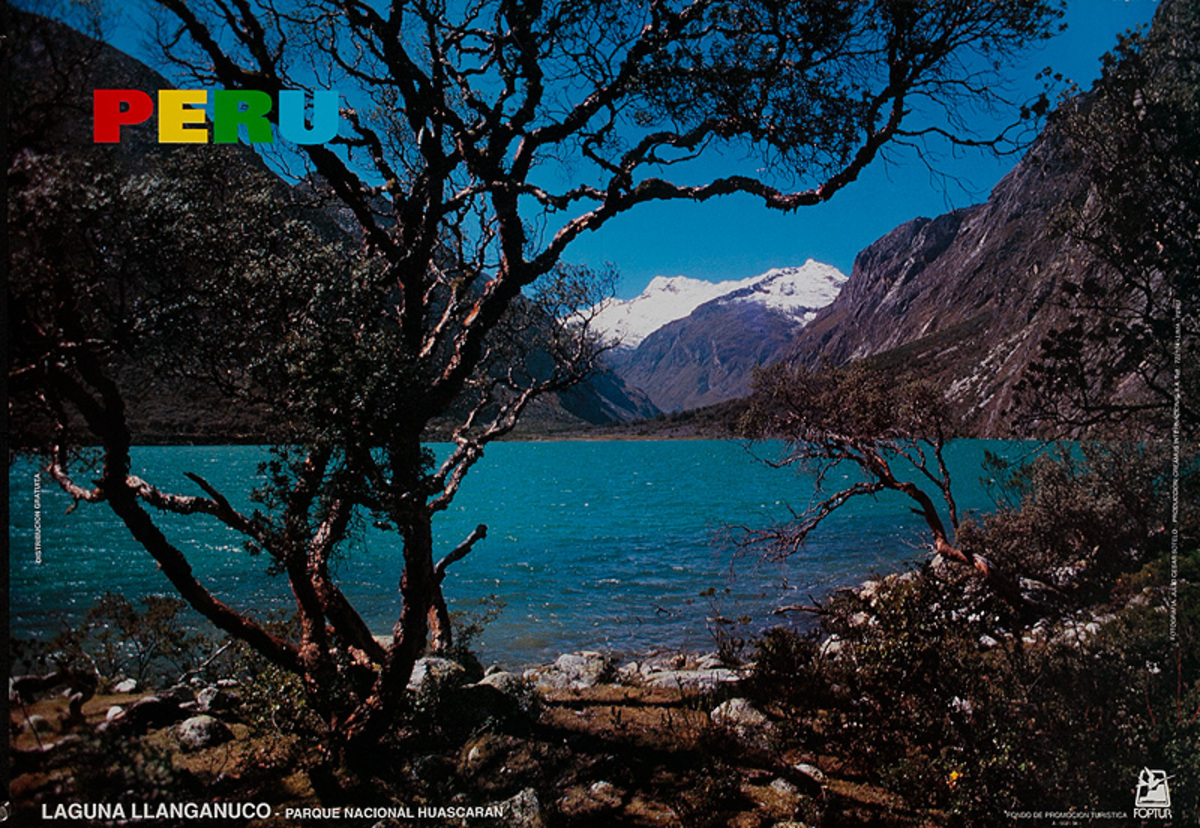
[948,770,962,788]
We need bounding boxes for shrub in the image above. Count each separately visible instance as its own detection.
[961,441,1180,604]
[746,626,828,711]
[11,591,214,690]
[761,546,1200,825]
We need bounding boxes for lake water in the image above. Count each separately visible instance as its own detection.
[8,440,1038,667]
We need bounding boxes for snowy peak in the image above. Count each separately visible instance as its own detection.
[594,259,846,348]
[724,261,848,315]
[594,274,754,348]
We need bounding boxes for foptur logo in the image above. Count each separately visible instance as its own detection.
[1134,768,1173,819]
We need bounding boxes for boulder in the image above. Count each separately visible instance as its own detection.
[818,636,847,659]
[793,762,827,791]
[408,657,470,697]
[196,686,239,713]
[858,579,882,603]
[477,670,528,696]
[476,671,537,714]
[644,652,687,671]
[176,715,233,752]
[102,696,187,735]
[556,780,624,818]
[617,661,642,682]
[587,781,623,808]
[643,668,740,692]
[769,778,799,799]
[1051,619,1103,648]
[495,788,544,828]
[525,652,612,691]
[24,714,52,733]
[112,678,139,694]
[711,698,774,748]
[711,698,769,730]
[447,683,532,731]
[1126,590,1154,609]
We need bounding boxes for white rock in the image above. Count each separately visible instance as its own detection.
[176,715,233,752]
[587,781,622,807]
[711,698,768,729]
[769,778,799,798]
[408,657,469,695]
[527,652,612,690]
[476,670,525,695]
[495,787,544,828]
[818,636,846,658]
[644,668,740,692]
[1126,590,1154,609]
[794,763,827,786]
[196,686,235,712]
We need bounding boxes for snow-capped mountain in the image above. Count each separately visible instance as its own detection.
[593,260,846,349]
[596,260,846,412]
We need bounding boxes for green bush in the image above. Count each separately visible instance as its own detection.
[753,545,1199,825]
[11,591,214,690]
[961,441,1178,605]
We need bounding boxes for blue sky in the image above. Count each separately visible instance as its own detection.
[565,0,1162,297]
[93,0,1162,299]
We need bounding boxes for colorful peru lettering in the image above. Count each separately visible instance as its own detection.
[93,89,341,144]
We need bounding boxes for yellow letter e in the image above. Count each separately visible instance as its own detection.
[159,89,209,143]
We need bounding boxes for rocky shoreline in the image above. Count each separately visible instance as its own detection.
[14,642,826,827]
[10,555,1180,828]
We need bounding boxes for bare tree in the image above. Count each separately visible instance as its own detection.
[12,0,1064,753]
[740,364,1029,611]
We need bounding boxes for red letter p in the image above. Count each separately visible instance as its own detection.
[93,89,154,143]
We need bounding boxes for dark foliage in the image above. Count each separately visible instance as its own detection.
[1021,0,1200,437]
[750,542,1199,825]
[11,591,213,690]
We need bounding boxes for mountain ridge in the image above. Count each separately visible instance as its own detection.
[787,119,1095,436]
[595,260,846,412]
[595,260,846,349]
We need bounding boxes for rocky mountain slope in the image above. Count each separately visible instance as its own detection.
[788,119,1098,436]
[597,262,846,412]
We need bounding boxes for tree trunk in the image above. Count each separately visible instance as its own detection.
[339,508,437,755]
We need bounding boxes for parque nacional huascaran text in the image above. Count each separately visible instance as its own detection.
[93,89,340,144]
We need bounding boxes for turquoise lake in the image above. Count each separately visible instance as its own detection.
[8,440,1039,666]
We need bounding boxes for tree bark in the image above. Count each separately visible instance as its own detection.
[341,501,437,753]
